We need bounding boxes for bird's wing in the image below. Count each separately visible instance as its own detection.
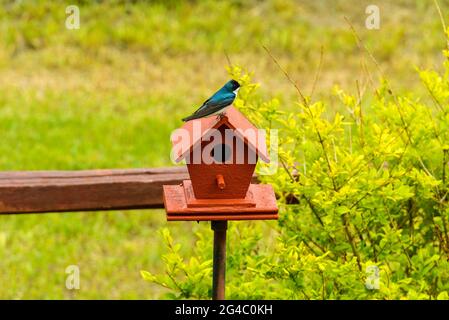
[194,87,236,113]
[192,96,213,114]
[191,93,235,117]
[182,93,235,121]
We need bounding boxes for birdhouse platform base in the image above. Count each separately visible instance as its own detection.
[163,180,278,221]
[182,180,256,208]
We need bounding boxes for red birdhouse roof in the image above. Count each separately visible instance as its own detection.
[172,106,270,163]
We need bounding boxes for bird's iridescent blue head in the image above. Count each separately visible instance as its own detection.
[223,79,240,93]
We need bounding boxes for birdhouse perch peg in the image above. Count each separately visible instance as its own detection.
[216,174,225,190]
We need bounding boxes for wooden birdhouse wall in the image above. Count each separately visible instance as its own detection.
[187,124,257,199]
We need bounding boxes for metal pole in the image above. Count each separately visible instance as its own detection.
[211,220,227,300]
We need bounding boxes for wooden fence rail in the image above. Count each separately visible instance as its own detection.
[0,167,260,214]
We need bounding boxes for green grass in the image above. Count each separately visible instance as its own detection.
[0,0,448,298]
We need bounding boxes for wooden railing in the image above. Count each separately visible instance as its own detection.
[0,167,260,214]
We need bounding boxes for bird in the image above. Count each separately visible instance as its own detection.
[182,79,240,122]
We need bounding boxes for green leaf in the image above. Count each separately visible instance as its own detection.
[140,270,156,282]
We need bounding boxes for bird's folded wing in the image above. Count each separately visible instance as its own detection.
[192,94,235,118]
[193,96,212,114]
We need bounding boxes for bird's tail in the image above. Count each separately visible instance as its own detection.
[182,114,199,122]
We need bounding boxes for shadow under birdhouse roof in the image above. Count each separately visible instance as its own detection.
[172,106,270,163]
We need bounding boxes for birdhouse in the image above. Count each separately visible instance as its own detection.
[163,106,278,221]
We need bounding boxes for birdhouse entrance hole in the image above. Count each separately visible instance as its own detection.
[211,143,232,163]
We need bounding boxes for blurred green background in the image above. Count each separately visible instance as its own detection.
[0,0,447,298]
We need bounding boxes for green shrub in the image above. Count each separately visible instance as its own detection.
[142,51,449,299]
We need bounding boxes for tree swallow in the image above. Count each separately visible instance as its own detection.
[182,80,240,122]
